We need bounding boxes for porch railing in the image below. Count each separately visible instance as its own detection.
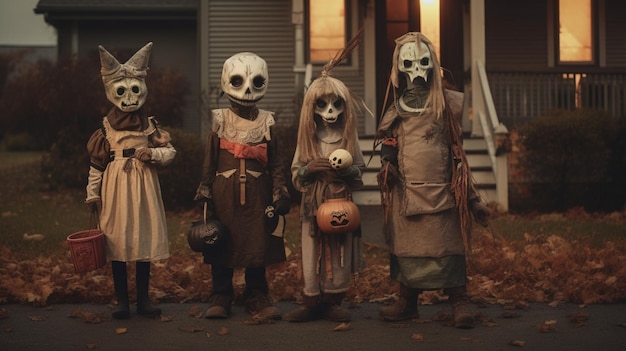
[476,61,509,210]
[487,71,626,127]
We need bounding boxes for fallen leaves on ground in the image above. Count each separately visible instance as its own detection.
[0,211,625,310]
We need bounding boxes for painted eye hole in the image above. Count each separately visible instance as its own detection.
[333,99,344,109]
[403,60,413,68]
[420,57,430,66]
[131,85,140,94]
[116,87,126,96]
[252,75,266,89]
[230,75,243,88]
[315,99,328,109]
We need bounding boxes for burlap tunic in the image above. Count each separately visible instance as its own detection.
[378,89,467,289]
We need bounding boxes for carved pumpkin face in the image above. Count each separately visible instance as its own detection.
[316,181,360,234]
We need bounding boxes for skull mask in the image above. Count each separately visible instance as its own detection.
[314,94,345,124]
[398,41,433,87]
[99,42,152,112]
[221,52,268,107]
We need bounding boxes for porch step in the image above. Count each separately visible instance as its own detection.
[354,135,496,205]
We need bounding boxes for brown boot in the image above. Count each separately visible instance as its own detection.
[244,290,281,321]
[204,294,232,319]
[379,284,419,322]
[446,286,474,329]
[285,294,322,322]
[322,293,351,322]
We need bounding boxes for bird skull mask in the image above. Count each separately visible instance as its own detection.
[315,94,345,124]
[99,42,152,112]
[398,41,433,87]
[221,52,268,106]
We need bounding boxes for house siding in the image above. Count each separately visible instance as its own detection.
[203,0,367,135]
[605,0,626,67]
[205,0,297,132]
[485,0,548,72]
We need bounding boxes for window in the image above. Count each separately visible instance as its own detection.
[308,0,346,63]
[420,0,440,60]
[558,0,593,63]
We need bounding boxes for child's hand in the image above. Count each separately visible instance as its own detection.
[135,148,152,162]
[306,158,332,173]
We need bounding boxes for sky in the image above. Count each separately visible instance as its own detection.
[0,0,56,46]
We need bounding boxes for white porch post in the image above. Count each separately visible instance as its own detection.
[363,0,377,135]
[292,0,306,91]
[470,0,486,137]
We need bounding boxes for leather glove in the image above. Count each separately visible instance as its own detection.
[86,199,102,215]
[305,158,332,174]
[377,161,399,189]
[273,199,290,216]
[135,148,152,162]
[470,199,491,227]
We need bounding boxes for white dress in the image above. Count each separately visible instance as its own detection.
[100,117,175,262]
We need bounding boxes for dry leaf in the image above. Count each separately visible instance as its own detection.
[28,315,46,321]
[217,327,229,335]
[411,333,424,341]
[115,328,127,334]
[87,343,97,349]
[510,340,526,347]
[23,233,45,241]
[568,312,589,327]
[160,314,174,322]
[538,320,557,333]
[332,322,351,331]
[188,305,202,318]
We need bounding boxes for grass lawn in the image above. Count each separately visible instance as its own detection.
[1,151,625,306]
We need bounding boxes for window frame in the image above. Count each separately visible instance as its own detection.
[305,0,354,67]
[554,0,597,66]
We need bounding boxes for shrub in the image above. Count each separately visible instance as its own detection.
[516,108,623,211]
[157,127,204,211]
[0,49,190,189]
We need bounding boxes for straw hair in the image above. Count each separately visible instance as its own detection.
[296,28,365,162]
[390,32,445,118]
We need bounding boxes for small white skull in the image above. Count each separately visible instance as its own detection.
[221,52,268,106]
[398,41,433,86]
[315,95,344,124]
[105,77,147,112]
[328,148,353,170]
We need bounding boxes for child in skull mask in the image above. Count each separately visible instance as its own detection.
[86,42,176,319]
[376,32,490,328]
[194,52,291,320]
[286,35,366,322]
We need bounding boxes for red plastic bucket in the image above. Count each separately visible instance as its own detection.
[67,229,106,273]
